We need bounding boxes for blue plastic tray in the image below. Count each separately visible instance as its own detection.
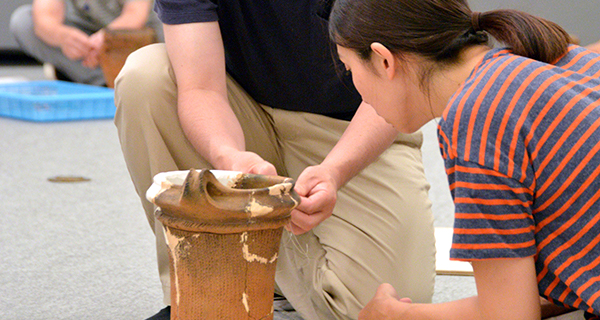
[0,80,115,122]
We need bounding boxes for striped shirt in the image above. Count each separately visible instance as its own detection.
[439,45,600,317]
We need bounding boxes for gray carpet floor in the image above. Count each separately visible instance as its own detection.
[0,57,476,320]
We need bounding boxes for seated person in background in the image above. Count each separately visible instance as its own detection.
[329,0,600,319]
[9,0,163,86]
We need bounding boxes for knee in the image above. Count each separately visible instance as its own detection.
[114,43,173,116]
[9,5,34,45]
[114,43,178,133]
[115,43,170,90]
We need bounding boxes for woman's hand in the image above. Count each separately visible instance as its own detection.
[287,165,338,234]
[359,283,412,320]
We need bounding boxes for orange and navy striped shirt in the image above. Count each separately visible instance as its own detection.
[439,45,600,317]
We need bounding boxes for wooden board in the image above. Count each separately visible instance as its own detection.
[435,227,474,276]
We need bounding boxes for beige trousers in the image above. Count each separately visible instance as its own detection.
[546,310,586,320]
[114,43,436,320]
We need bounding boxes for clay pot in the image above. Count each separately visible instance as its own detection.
[146,169,300,320]
[98,27,157,88]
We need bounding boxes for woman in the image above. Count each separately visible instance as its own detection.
[329,0,600,319]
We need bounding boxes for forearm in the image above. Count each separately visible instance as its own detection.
[373,292,538,320]
[35,22,78,48]
[177,89,246,169]
[164,22,246,169]
[107,0,152,30]
[404,296,541,320]
[321,102,398,188]
[403,297,482,320]
[31,0,70,47]
[409,296,558,320]
[362,259,542,320]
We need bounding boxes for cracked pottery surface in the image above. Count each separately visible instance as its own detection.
[147,169,300,319]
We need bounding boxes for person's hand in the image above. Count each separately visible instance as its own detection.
[82,29,105,68]
[59,27,92,61]
[359,283,413,320]
[226,151,277,176]
[287,165,338,234]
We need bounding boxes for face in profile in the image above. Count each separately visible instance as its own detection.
[336,45,430,133]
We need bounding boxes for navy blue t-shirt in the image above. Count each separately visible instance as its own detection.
[154,0,361,120]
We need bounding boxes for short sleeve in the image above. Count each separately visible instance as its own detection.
[154,0,218,24]
[446,158,537,261]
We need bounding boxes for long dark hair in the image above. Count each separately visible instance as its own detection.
[329,0,571,65]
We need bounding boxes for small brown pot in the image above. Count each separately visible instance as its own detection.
[98,27,157,88]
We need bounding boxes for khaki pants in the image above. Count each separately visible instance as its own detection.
[546,310,586,320]
[114,43,436,320]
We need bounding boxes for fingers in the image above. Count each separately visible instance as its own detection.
[294,176,335,215]
[82,30,104,68]
[375,283,411,302]
[62,30,92,61]
[295,188,327,213]
[88,30,105,50]
[376,283,401,300]
[63,42,89,60]
[286,208,328,235]
[248,161,277,176]
[287,166,337,233]
[82,49,100,68]
[285,221,307,235]
[228,151,277,176]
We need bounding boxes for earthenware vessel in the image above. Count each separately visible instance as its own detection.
[147,169,299,320]
[98,27,157,88]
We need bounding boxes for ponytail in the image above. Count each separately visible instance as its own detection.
[476,9,571,63]
[329,0,572,65]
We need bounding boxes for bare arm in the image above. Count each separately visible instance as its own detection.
[359,257,542,320]
[106,0,152,30]
[163,22,277,175]
[471,257,541,319]
[32,0,91,60]
[84,0,153,67]
[32,0,67,46]
[323,101,398,188]
[289,101,398,234]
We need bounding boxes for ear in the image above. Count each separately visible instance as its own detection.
[370,42,396,80]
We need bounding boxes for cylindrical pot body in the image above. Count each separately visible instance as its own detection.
[147,169,300,319]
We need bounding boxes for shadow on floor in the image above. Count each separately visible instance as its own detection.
[0,49,40,66]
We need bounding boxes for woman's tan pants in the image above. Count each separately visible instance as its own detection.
[114,43,436,320]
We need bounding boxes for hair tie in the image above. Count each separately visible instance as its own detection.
[471,12,482,32]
